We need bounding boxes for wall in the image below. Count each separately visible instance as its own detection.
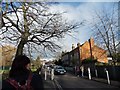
[92,46,108,63]
[80,38,108,63]
[69,47,80,66]
[83,65,120,81]
[80,41,91,61]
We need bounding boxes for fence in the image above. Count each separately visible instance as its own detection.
[65,65,120,82]
[96,66,120,81]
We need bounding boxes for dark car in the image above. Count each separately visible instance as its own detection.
[54,66,66,75]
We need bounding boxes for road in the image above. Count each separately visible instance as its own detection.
[0,74,2,90]
[54,73,119,89]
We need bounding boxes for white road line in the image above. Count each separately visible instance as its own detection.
[54,79,63,90]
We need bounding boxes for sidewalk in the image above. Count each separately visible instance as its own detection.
[79,75,120,88]
[41,73,57,89]
[91,77,120,88]
[43,79,56,89]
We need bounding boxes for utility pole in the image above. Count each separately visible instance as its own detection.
[89,38,93,60]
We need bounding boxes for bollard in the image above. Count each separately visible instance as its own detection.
[51,69,54,80]
[45,69,47,80]
[39,71,41,75]
[88,67,91,80]
[105,69,110,84]
[81,66,84,77]
[95,69,98,77]
[9,67,11,70]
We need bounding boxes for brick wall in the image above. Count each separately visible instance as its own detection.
[80,38,108,63]
[80,41,91,61]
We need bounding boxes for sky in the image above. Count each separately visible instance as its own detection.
[48,2,118,53]
[1,0,119,60]
[2,0,120,2]
[39,1,118,60]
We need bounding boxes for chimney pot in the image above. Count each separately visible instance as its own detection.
[72,44,75,50]
[77,43,80,47]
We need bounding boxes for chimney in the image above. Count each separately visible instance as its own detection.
[77,43,80,47]
[72,44,75,50]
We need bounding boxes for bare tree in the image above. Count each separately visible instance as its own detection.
[1,2,80,58]
[91,3,120,63]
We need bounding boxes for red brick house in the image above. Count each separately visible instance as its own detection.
[61,38,108,66]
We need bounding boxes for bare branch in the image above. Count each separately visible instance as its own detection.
[1,2,81,57]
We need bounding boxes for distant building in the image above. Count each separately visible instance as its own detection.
[61,38,108,66]
[0,45,16,67]
[61,52,70,66]
[107,57,113,64]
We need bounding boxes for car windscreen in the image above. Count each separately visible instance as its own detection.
[56,67,64,69]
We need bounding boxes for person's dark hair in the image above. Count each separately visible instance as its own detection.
[9,55,30,78]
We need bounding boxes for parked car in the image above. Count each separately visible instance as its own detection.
[54,66,66,75]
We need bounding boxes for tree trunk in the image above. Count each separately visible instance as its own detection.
[15,38,27,57]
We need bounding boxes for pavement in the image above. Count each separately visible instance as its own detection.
[91,77,120,88]
[41,72,57,90]
[43,79,56,89]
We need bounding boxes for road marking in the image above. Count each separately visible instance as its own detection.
[54,79,63,90]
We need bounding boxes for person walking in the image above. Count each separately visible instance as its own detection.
[2,55,44,90]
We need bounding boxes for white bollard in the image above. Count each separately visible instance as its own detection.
[106,70,110,84]
[9,67,11,70]
[95,69,98,77]
[39,71,41,75]
[45,69,47,80]
[51,69,54,80]
[81,67,84,77]
[88,67,91,80]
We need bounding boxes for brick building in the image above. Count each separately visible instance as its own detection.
[61,38,108,66]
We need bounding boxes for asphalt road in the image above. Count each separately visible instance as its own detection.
[0,74,2,90]
[54,73,119,89]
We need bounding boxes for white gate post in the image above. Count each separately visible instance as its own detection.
[95,69,98,77]
[88,67,91,80]
[51,69,54,80]
[81,66,84,77]
[45,69,47,80]
[105,69,110,84]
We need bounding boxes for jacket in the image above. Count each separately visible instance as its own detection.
[2,73,44,90]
